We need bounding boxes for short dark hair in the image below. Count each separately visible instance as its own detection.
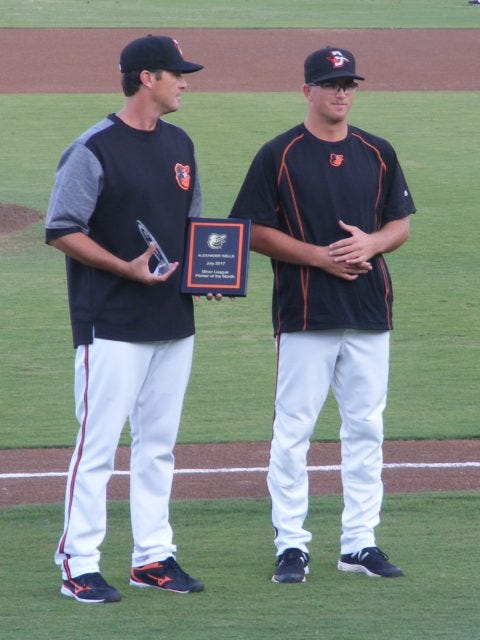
[121,69,164,97]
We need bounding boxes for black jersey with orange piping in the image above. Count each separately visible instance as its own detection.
[230,123,416,335]
[45,114,201,347]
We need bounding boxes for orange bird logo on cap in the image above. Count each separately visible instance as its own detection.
[327,50,350,69]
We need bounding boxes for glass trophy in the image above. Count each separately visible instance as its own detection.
[136,219,171,276]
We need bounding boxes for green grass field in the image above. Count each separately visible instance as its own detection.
[1,0,479,28]
[0,91,478,447]
[1,494,480,640]
[0,4,479,639]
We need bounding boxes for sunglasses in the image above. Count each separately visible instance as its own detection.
[308,80,359,94]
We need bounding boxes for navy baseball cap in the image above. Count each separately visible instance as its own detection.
[119,35,203,74]
[304,47,365,84]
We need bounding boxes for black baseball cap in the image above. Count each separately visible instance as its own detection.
[304,47,365,84]
[119,35,203,74]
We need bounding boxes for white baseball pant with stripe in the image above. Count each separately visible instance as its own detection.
[55,335,194,580]
[268,329,389,556]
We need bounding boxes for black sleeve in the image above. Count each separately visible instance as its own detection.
[382,145,417,223]
[229,144,282,229]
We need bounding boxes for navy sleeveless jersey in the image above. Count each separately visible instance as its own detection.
[46,114,200,347]
[230,123,416,334]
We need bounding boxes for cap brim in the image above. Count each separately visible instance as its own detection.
[164,61,204,74]
[309,71,365,83]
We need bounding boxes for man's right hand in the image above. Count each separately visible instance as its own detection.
[125,243,179,285]
[51,233,178,285]
[315,245,372,281]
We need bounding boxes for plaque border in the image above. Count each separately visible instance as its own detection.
[181,218,251,296]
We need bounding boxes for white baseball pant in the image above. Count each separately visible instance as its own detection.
[55,335,194,580]
[268,329,389,556]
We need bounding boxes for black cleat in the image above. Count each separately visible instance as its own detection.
[61,572,122,604]
[337,546,404,578]
[272,548,310,583]
[130,557,204,593]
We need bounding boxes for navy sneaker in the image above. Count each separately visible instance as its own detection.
[272,548,310,583]
[337,546,404,578]
[130,558,204,593]
[61,572,122,603]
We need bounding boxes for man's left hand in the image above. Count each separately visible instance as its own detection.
[328,219,376,266]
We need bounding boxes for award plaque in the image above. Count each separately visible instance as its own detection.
[181,218,251,296]
[136,219,171,276]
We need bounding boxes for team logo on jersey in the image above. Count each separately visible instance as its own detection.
[175,163,191,190]
[329,153,344,167]
[207,233,227,250]
[326,50,350,69]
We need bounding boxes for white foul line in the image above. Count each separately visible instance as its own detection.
[2,461,480,480]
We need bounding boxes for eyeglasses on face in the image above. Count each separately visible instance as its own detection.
[309,80,359,94]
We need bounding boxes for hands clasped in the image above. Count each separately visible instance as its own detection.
[324,220,375,281]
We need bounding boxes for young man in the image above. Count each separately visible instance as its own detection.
[230,47,415,583]
[45,35,206,603]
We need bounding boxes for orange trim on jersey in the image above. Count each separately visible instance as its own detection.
[377,255,392,329]
[300,267,309,330]
[274,261,282,333]
[351,131,392,326]
[351,132,387,227]
[276,203,295,237]
[278,134,307,241]
[277,133,310,329]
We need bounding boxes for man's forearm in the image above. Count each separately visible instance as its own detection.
[250,224,326,267]
[50,232,131,277]
[249,223,372,281]
[371,217,410,255]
